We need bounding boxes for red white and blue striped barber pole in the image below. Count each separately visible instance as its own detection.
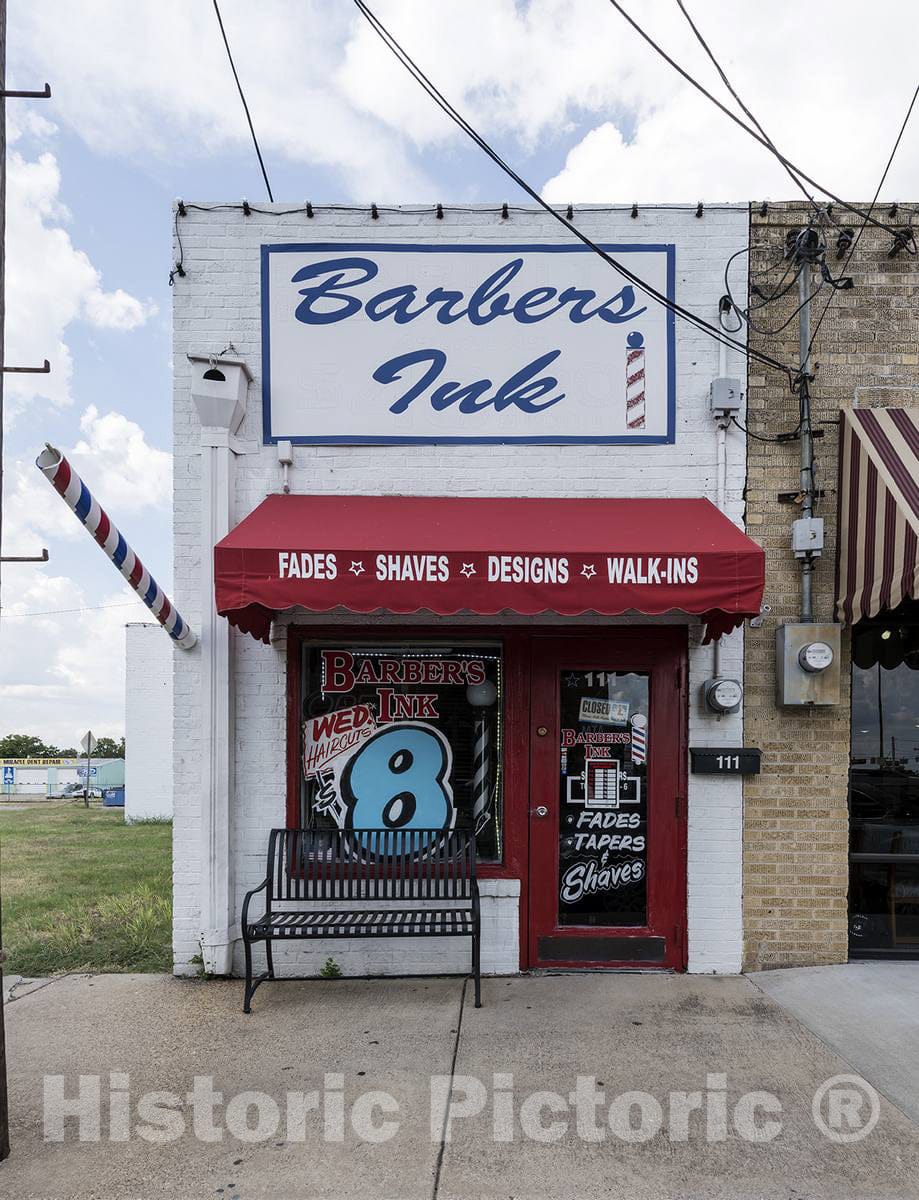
[630,713,647,766]
[36,444,196,650]
[625,331,646,430]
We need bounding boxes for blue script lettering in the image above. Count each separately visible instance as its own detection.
[373,349,566,415]
[291,257,378,324]
[291,257,646,328]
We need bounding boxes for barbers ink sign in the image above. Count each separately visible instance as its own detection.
[261,242,675,445]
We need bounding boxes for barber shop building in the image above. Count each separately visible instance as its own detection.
[169,201,917,982]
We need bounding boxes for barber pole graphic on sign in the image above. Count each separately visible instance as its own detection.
[626,331,646,430]
[630,713,648,765]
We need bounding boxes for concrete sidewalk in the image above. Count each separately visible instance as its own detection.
[752,961,919,1125]
[2,971,918,1200]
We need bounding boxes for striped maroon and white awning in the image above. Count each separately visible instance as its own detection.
[836,407,919,624]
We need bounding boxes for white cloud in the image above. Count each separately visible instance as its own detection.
[72,406,172,510]
[83,289,153,332]
[10,0,435,198]
[0,572,150,745]
[11,0,919,207]
[6,125,156,417]
[4,405,171,555]
[542,98,778,204]
[541,5,919,204]
[337,0,675,152]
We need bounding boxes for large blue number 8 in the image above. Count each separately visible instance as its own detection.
[342,724,454,847]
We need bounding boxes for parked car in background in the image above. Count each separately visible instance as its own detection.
[60,782,102,799]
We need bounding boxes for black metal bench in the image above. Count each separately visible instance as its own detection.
[241,827,481,1012]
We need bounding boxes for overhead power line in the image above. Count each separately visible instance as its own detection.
[0,601,140,619]
[212,0,274,202]
[351,0,798,385]
[805,83,919,366]
[674,0,823,223]
[606,0,904,240]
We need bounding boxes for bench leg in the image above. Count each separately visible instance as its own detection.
[243,936,273,1013]
[265,938,275,980]
[472,931,482,1009]
[243,937,255,1014]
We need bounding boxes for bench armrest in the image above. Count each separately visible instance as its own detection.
[241,876,270,931]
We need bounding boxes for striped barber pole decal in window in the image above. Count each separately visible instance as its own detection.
[35,444,196,649]
[630,714,647,765]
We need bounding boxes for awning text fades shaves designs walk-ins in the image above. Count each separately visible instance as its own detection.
[215,495,764,644]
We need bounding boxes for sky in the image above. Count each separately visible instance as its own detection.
[2,0,918,748]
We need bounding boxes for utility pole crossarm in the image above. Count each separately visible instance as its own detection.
[0,549,48,563]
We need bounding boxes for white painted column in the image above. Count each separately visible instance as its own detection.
[190,355,251,976]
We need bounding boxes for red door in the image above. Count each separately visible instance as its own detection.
[527,630,687,970]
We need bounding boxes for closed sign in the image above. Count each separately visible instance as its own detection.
[261,241,675,445]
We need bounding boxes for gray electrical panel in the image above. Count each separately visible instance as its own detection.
[775,623,841,706]
[709,376,744,412]
[791,517,824,558]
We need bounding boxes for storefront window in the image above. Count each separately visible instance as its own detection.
[299,642,503,862]
[848,603,919,956]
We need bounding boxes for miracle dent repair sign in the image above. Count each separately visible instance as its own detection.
[261,242,675,445]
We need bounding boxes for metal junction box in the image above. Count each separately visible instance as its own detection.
[775,623,841,706]
[709,376,744,412]
[791,517,824,558]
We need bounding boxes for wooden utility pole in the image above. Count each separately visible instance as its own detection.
[0,0,51,1157]
[0,0,10,1158]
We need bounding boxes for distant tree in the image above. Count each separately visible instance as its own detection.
[58,748,79,757]
[0,734,58,758]
[91,737,125,759]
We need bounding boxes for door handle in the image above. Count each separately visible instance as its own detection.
[531,805,549,818]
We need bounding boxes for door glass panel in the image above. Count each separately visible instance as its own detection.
[557,669,649,927]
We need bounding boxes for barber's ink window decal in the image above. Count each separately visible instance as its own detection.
[558,670,649,926]
[300,644,503,862]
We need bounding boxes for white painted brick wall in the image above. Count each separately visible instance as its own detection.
[124,622,174,822]
[173,204,750,978]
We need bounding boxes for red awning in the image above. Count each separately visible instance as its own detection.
[215,495,764,643]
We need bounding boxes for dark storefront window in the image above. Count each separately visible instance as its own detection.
[848,603,919,956]
[299,642,504,862]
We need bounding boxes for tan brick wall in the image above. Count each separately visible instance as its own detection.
[744,201,919,969]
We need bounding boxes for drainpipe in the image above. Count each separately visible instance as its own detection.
[188,353,252,977]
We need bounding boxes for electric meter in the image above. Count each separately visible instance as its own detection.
[798,641,835,673]
[703,677,743,714]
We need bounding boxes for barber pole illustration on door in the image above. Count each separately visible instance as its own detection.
[35,444,197,649]
[630,713,648,765]
[626,331,646,430]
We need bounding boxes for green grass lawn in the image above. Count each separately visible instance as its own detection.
[0,804,172,975]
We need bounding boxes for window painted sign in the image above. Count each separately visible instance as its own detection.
[261,242,675,445]
[301,644,504,862]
